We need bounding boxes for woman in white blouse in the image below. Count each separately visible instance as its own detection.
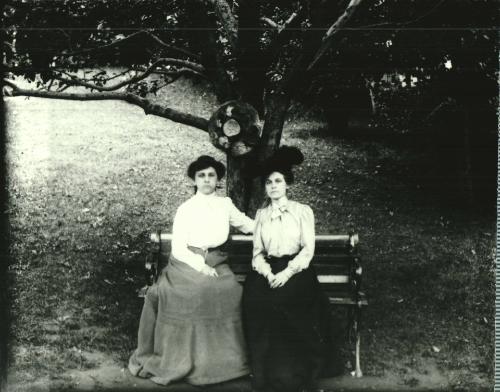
[242,147,331,392]
[129,155,254,386]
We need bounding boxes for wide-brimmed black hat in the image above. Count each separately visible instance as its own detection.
[257,146,304,182]
[187,155,226,179]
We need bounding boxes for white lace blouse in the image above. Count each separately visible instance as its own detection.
[171,192,254,271]
[252,198,315,277]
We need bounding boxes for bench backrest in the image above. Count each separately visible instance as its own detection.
[148,232,363,302]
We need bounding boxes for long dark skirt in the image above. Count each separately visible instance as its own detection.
[242,256,332,392]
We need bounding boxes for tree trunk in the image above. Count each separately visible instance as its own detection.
[226,93,291,216]
[183,0,235,101]
[226,153,258,216]
[236,0,266,115]
[259,93,292,157]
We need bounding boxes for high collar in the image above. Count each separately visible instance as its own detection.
[269,197,289,220]
[270,196,288,210]
[194,191,218,200]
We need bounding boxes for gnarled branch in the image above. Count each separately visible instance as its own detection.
[307,0,364,70]
[280,10,302,34]
[53,58,206,92]
[263,6,306,69]
[3,79,209,132]
[59,30,200,61]
[357,0,448,30]
[260,17,279,29]
[144,31,202,61]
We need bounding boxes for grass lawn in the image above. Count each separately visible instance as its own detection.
[4,79,495,391]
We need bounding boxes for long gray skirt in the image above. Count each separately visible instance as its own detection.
[128,248,249,386]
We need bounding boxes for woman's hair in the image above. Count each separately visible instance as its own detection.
[187,155,226,180]
[261,146,304,185]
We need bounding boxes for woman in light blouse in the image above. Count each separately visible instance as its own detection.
[243,146,331,392]
[129,155,254,386]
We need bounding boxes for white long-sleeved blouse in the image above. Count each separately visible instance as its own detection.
[171,192,254,271]
[252,198,315,277]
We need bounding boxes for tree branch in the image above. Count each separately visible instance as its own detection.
[307,0,364,71]
[144,31,202,61]
[133,66,208,80]
[261,8,303,34]
[260,17,279,30]
[3,79,209,132]
[185,0,236,101]
[280,10,302,34]
[263,6,306,69]
[59,30,200,61]
[58,30,143,57]
[357,0,448,30]
[53,58,206,92]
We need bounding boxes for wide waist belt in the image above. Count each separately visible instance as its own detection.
[265,254,298,262]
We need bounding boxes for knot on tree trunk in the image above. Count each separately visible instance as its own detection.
[208,101,261,157]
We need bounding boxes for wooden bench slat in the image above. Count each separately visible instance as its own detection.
[152,233,356,243]
[224,243,356,251]
[329,297,368,306]
[229,263,351,275]
[232,277,355,293]
[228,254,358,264]
[155,252,359,268]
[326,291,368,304]
[318,275,350,284]
[234,275,352,284]
[156,245,356,255]
[151,233,358,250]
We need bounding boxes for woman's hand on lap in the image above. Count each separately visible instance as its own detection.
[265,272,276,286]
[270,270,292,288]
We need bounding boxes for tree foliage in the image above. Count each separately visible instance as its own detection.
[3,0,497,210]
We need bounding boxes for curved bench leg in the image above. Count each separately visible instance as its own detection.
[354,329,363,377]
[353,307,363,378]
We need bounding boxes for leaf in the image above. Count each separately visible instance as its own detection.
[57,315,71,322]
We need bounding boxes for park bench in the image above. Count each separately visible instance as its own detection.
[140,231,368,378]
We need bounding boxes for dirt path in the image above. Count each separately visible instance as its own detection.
[6,349,491,392]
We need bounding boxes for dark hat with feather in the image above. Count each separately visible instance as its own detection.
[259,146,304,184]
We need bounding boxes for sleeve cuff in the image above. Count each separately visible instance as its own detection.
[190,254,206,272]
[283,266,297,278]
[253,259,272,277]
